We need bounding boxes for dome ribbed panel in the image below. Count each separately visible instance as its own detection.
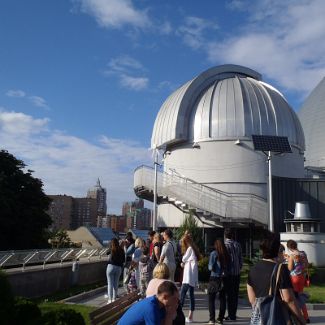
[151,65,305,151]
[210,81,222,138]
[151,80,191,147]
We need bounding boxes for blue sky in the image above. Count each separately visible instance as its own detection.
[1,0,325,213]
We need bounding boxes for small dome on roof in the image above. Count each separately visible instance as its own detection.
[151,64,305,151]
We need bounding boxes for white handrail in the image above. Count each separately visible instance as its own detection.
[134,165,267,224]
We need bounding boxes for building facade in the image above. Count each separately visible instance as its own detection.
[87,179,107,217]
[71,197,97,229]
[47,195,73,231]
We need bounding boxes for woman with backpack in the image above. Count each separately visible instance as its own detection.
[247,232,305,325]
[180,233,201,323]
[207,239,230,324]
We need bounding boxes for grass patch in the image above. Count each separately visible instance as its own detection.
[39,302,96,325]
[305,284,325,303]
[32,281,106,303]
[239,264,249,300]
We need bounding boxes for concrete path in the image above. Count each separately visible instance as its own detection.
[78,288,325,324]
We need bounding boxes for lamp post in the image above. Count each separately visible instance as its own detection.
[268,151,274,232]
[152,147,159,231]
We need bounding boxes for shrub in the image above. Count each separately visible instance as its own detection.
[198,256,210,282]
[41,309,85,325]
[175,212,204,253]
[12,297,42,325]
[0,269,14,325]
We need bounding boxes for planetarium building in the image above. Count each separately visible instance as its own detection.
[134,65,305,230]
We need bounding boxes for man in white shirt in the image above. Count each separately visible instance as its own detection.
[160,229,176,281]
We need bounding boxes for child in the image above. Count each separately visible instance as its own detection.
[127,266,138,293]
[138,247,154,297]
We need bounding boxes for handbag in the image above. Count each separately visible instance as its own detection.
[207,276,223,294]
[260,263,302,325]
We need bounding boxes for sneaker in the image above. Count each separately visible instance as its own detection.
[208,321,215,325]
[216,320,223,324]
[104,294,108,298]
[185,317,193,323]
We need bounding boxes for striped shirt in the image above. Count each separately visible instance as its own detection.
[225,238,242,276]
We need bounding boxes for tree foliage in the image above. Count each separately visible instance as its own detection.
[175,212,204,254]
[49,229,72,248]
[0,150,52,250]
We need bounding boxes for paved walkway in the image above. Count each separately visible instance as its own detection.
[78,288,325,324]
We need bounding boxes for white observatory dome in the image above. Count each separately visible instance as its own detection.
[152,65,305,151]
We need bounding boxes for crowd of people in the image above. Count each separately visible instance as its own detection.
[105,228,310,325]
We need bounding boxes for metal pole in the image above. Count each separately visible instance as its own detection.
[268,151,274,232]
[153,148,158,231]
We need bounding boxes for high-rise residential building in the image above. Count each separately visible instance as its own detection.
[122,199,152,230]
[72,197,97,229]
[47,195,73,231]
[104,215,127,232]
[87,178,107,217]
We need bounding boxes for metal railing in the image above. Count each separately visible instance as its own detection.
[0,247,109,271]
[134,165,267,224]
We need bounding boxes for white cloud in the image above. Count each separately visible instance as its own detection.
[29,96,50,110]
[206,0,325,94]
[0,110,49,135]
[6,89,50,109]
[119,74,148,90]
[108,55,144,72]
[105,55,149,90]
[6,89,26,98]
[0,110,151,213]
[75,0,150,29]
[177,16,218,49]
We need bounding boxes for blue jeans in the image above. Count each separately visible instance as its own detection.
[180,283,195,311]
[106,264,122,301]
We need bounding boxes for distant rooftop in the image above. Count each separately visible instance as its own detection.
[88,227,116,246]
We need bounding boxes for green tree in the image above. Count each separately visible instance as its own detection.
[49,229,72,248]
[0,150,52,250]
[175,212,204,254]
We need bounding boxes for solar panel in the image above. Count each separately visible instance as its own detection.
[252,135,292,153]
